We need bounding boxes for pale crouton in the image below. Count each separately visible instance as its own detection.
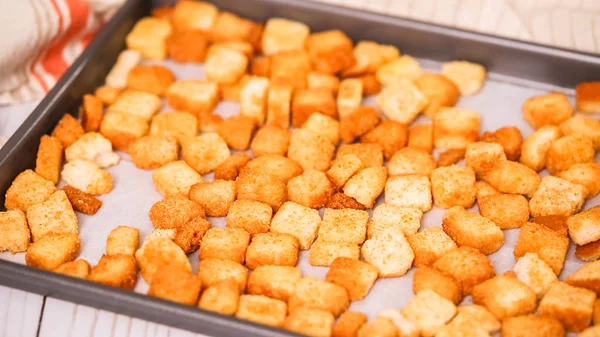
[376,55,422,86]
[539,282,596,332]
[442,206,503,255]
[148,264,201,305]
[285,307,335,337]
[560,115,600,150]
[270,201,321,250]
[546,135,595,175]
[362,227,414,277]
[287,170,334,209]
[479,126,523,161]
[333,312,367,337]
[105,49,141,88]
[225,199,272,236]
[437,149,466,167]
[189,180,235,217]
[302,112,340,146]
[216,116,256,150]
[126,65,174,96]
[378,309,419,337]
[236,295,287,327]
[568,206,600,246]
[171,0,217,31]
[197,258,247,292]
[326,154,363,190]
[519,125,562,171]
[214,152,251,181]
[343,167,387,209]
[266,83,293,129]
[337,143,384,168]
[433,247,495,295]
[307,30,355,74]
[501,315,566,337]
[149,194,205,230]
[80,95,104,134]
[465,142,506,179]
[357,317,397,337]
[88,254,137,290]
[204,46,248,85]
[288,129,335,172]
[558,163,600,199]
[54,259,90,279]
[318,208,368,245]
[173,216,211,254]
[326,193,365,210]
[166,31,208,63]
[431,165,476,208]
[529,176,586,217]
[483,161,540,198]
[236,167,288,211]
[108,89,161,121]
[388,147,436,176]
[4,169,56,212]
[408,227,457,267]
[34,135,63,185]
[576,81,600,113]
[514,222,569,275]
[125,17,172,59]
[441,60,486,95]
[245,232,299,270]
[0,209,29,253]
[51,114,84,148]
[413,266,463,305]
[292,89,337,128]
[576,240,600,262]
[369,204,423,238]
[262,18,309,56]
[152,160,203,196]
[149,112,197,144]
[181,133,230,174]
[326,257,378,301]
[478,194,529,229]
[289,277,350,317]
[533,215,569,237]
[64,132,112,167]
[271,50,312,90]
[376,80,428,124]
[523,93,573,130]
[135,237,191,284]
[401,289,457,337]
[62,186,101,216]
[407,123,433,153]
[25,233,80,270]
[433,107,480,149]
[384,174,432,212]
[94,86,122,105]
[99,111,148,151]
[415,73,460,117]
[129,135,178,170]
[240,76,269,125]
[339,106,380,144]
[198,279,240,315]
[26,190,78,242]
[200,228,250,264]
[309,240,360,267]
[251,126,289,156]
[210,12,262,48]
[337,78,362,118]
[472,274,537,320]
[106,226,139,256]
[341,41,397,76]
[307,72,340,95]
[247,265,301,302]
[361,120,408,160]
[565,260,600,294]
[219,75,250,102]
[166,80,219,116]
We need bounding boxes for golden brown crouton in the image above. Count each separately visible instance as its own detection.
[307,72,340,95]
[54,259,90,279]
[245,232,299,270]
[236,167,288,211]
[431,165,476,209]
[198,279,240,315]
[433,107,480,149]
[433,246,495,295]
[26,190,78,242]
[287,170,334,209]
[251,125,289,156]
[261,18,309,56]
[285,307,335,337]
[247,265,301,302]
[362,227,414,277]
[51,114,84,148]
[337,143,383,168]
[360,73,382,95]
[214,152,251,181]
[62,185,102,215]
[558,163,600,199]
[465,142,506,179]
[384,174,432,212]
[94,86,122,106]
[270,50,312,90]
[333,312,367,337]
[4,169,55,212]
[171,0,217,32]
[437,148,465,167]
[413,266,463,305]
[148,264,201,305]
[152,160,203,196]
[376,55,422,86]
[0,209,29,253]
[407,227,457,267]
[341,41,396,77]
[337,78,363,118]
[173,216,211,254]
[401,289,457,337]
[250,56,270,77]
[529,176,586,217]
[105,49,141,87]
[539,281,596,332]
[129,135,178,170]
[326,154,364,190]
[204,47,248,85]
[270,201,321,250]
[210,12,262,48]
[289,277,350,317]
[576,81,600,113]
[369,204,423,238]
[288,129,335,172]
[107,89,161,121]
[388,147,436,176]
[240,76,270,125]
[182,133,231,173]
[407,123,433,153]
[565,260,600,294]
[236,295,287,327]
[441,60,486,95]
[415,73,460,117]
[546,135,595,175]
[126,65,174,96]
[568,206,600,246]
[99,111,148,151]
[361,120,408,160]
[478,126,523,161]
[445,305,500,335]
[149,112,197,144]
[501,315,565,337]
[200,228,250,264]
[514,222,569,275]
[25,233,80,270]
[318,208,368,245]
[81,94,103,132]
[559,115,600,150]
[326,193,365,210]
[475,181,500,200]
[226,199,272,236]
[166,80,219,116]
[595,299,600,324]
[519,125,562,171]
[309,240,360,267]
[533,211,569,235]
[576,240,600,262]
[302,112,340,146]
[106,226,139,256]
[377,309,419,337]
[307,30,355,74]
[197,258,247,292]
[339,106,380,144]
[326,257,378,301]
[478,193,529,230]
[377,79,428,124]
[135,237,191,284]
[472,274,537,320]
[442,206,503,255]
[343,167,387,209]
[266,83,293,129]
[189,180,235,217]
[149,194,205,230]
[292,89,337,128]
[166,31,208,63]
[523,93,573,130]
[483,160,540,198]
[88,254,137,290]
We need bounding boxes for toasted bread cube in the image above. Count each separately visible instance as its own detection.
[357,317,398,337]
[265,83,292,129]
[577,81,600,113]
[333,312,367,337]
[413,266,463,305]
[214,152,251,181]
[514,222,569,275]
[287,170,334,209]
[289,277,350,317]
[152,160,203,196]
[236,168,287,211]
[547,135,595,175]
[128,135,178,170]
[149,194,205,230]
[171,0,217,32]
[236,295,287,327]
[407,123,433,153]
[244,155,302,183]
[289,129,335,172]
[484,161,540,198]
[465,142,506,179]
[377,309,419,337]
[251,56,270,77]
[302,112,340,146]
[239,76,269,125]
[262,18,309,56]
[523,93,573,130]
[576,240,600,262]
[34,135,63,185]
[105,226,139,256]
[216,116,256,151]
[376,55,422,86]
[147,264,201,305]
[205,43,247,84]
[376,80,428,124]
[4,169,56,212]
[326,193,365,210]
[369,204,422,238]
[341,41,389,76]
[447,305,500,335]
[560,115,600,150]
[343,167,387,209]
[558,163,600,199]
[595,299,600,324]
[247,265,301,302]
[292,89,337,128]
[362,123,406,163]
[271,50,311,90]
[142,229,176,244]
[60,159,113,195]
[401,289,457,337]
[441,60,485,95]
[530,176,586,217]
[385,174,432,212]
[566,260,600,294]
[166,30,208,63]
[25,233,80,270]
[64,132,112,166]
[362,227,414,277]
[245,232,299,270]
[51,114,84,148]
[285,307,335,337]
[533,215,569,237]
[225,199,272,236]
[442,206,503,255]
[307,30,355,75]
[337,78,362,118]
[198,279,240,315]
[433,247,495,295]
[99,111,148,151]
[309,240,360,267]
[108,89,161,121]
[105,49,141,89]
[434,107,480,149]
[210,12,262,48]
[181,133,230,174]
[318,208,368,245]
[337,144,383,168]
[126,65,174,96]
[431,165,476,209]
[173,216,211,254]
[408,227,457,267]
[472,274,537,320]
[519,125,562,171]
[189,180,235,217]
[501,315,565,337]
[479,126,523,161]
[198,258,247,292]
[360,74,382,95]
[478,193,529,230]
[88,254,137,290]
[0,209,29,253]
[54,259,90,279]
[250,126,289,157]
[135,238,191,283]
[414,73,460,117]
[166,80,219,116]
[326,154,364,190]
[569,206,600,246]
[270,201,321,250]
[339,106,380,144]
[220,74,251,102]
[388,147,436,176]
[149,112,197,144]
[307,72,340,95]
[539,282,596,332]
[125,17,172,59]
[475,181,500,200]
[326,257,378,301]
[26,190,78,242]
[94,86,122,105]
[200,228,250,264]
[437,149,465,167]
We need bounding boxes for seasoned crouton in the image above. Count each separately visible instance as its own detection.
[442,206,503,255]
[171,0,217,32]
[99,111,148,151]
[247,265,301,302]
[26,190,78,242]
[407,227,457,267]
[339,106,380,143]
[181,133,230,174]
[307,72,340,95]
[519,125,562,171]
[148,265,201,305]
[431,165,476,208]
[337,78,363,118]
[135,237,191,284]
[105,50,141,88]
[108,89,161,121]
[433,247,495,295]
[236,295,287,327]
[250,56,270,77]
[289,277,350,317]
[369,204,423,238]
[318,208,368,245]
[288,129,335,172]
[204,47,248,85]
[559,115,600,150]
[332,312,367,337]
[558,163,600,199]
[478,193,529,229]
[388,147,436,176]
[568,206,600,246]
[326,154,363,190]
[415,73,460,117]
[514,222,569,275]
[210,12,262,48]
[4,169,56,212]
[413,266,463,305]
[361,120,408,160]
[106,226,139,256]
[266,83,293,128]
[343,167,387,208]
[475,181,500,200]
[88,254,137,290]
[251,126,289,156]
[65,132,112,166]
[357,317,397,337]
[214,152,251,181]
[448,305,501,335]
[236,167,288,210]
[149,194,205,230]
[523,93,573,130]
[292,89,337,128]
[307,30,355,74]
[472,274,537,320]
[433,107,480,149]
[376,79,428,124]
[529,176,586,217]
[0,209,29,253]
[216,116,256,151]
[219,73,251,102]
[126,65,174,96]
[309,240,360,267]
[341,41,395,77]
[483,161,540,197]
[94,86,122,105]
[62,186,102,215]
[465,142,506,179]
[337,143,383,168]
[197,258,248,292]
[51,114,84,148]
[287,170,334,209]
[377,309,419,337]
[285,307,335,337]
[441,60,486,95]
[539,282,596,332]
[261,18,309,56]
[360,74,382,95]
[129,135,178,170]
[226,199,272,235]
[270,201,321,250]
[437,148,465,167]
[326,257,378,301]
[565,260,600,294]
[302,112,340,146]
[198,279,240,315]
[245,232,299,270]
[576,81,600,114]
[271,50,312,90]
[152,160,203,196]
[546,135,595,175]
[240,76,269,125]
[200,228,250,264]
[149,112,197,144]
[189,180,235,217]
[54,259,90,279]
[384,174,432,212]
[173,216,211,254]
[362,227,414,277]
[125,17,172,59]
[166,31,208,63]
[479,126,523,161]
[401,289,457,337]
[576,240,600,262]
[407,123,433,153]
[25,233,80,270]
[326,193,365,210]
[376,55,422,86]
[166,80,219,116]
[81,94,103,132]
[501,315,565,337]
[533,215,569,237]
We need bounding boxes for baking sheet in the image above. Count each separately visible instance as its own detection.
[1,58,597,333]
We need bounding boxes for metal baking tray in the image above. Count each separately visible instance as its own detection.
[1,0,600,336]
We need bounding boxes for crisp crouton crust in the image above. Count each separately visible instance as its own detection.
[271,51,312,92]
[134,237,191,284]
[514,222,569,275]
[558,163,600,199]
[356,317,397,337]
[326,193,365,210]
[361,120,408,160]
[287,170,334,209]
[166,31,208,63]
[35,135,63,185]
[270,201,321,250]
[149,194,205,230]
[337,143,383,168]
[51,114,85,148]
[343,167,387,209]
[415,73,460,117]
[236,295,287,327]
[565,260,600,294]
[337,78,362,118]
[332,312,367,337]
[99,111,149,152]
[401,289,457,337]
[478,193,529,229]
[376,55,423,86]
[385,174,432,212]
[262,18,309,56]
[361,227,414,277]
[559,115,600,150]
[532,215,569,237]
[408,227,457,267]
[166,80,219,116]
[546,135,595,175]
[251,126,290,156]
[576,81,600,113]
[95,86,122,105]
[407,123,433,153]
[210,12,263,48]
[291,89,338,129]
[576,240,600,262]
[442,206,503,255]
[198,279,240,315]
[369,204,423,238]
[89,254,138,290]
[245,232,299,270]
[182,133,230,174]
[479,126,523,161]
[501,315,565,337]
[148,264,201,305]
[106,226,140,256]
[26,233,80,270]
[307,30,355,75]
[150,112,197,144]
[302,112,340,146]
[26,190,78,242]
[433,107,480,149]
[288,277,350,317]
[388,147,436,176]
[376,80,428,124]
[0,209,30,253]
[129,135,179,170]
[465,142,506,179]
[288,129,335,172]
[433,246,495,295]
[431,165,476,209]
[64,132,112,165]
[171,0,217,32]
[484,160,540,198]
[244,154,303,183]
[523,93,573,130]
[475,181,500,200]
[568,206,600,246]
[539,281,596,332]
[214,152,251,181]
[413,266,463,305]
[226,199,272,235]
[125,17,172,60]
[326,154,364,190]
[284,307,335,337]
[5,169,56,212]
[173,216,211,254]
[126,65,174,96]
[236,168,287,211]
[62,186,102,215]
[247,265,301,302]
[152,160,203,196]
[197,258,248,292]
[519,125,562,171]
[309,240,360,267]
[326,257,378,301]
[441,60,486,95]
[307,72,340,95]
[472,274,537,320]
[200,228,250,264]
[189,179,236,217]
[529,176,586,217]
[54,259,90,279]
[339,106,380,144]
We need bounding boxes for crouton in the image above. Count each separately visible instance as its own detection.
[302,112,340,146]
[81,94,103,132]
[539,282,596,332]
[408,227,457,267]
[149,194,205,230]
[337,78,362,118]
[523,93,573,130]
[307,30,355,74]
[479,126,523,161]
[210,12,262,48]
[413,266,463,305]
[236,295,287,327]
[384,174,432,212]
[531,215,569,237]
[214,153,251,181]
[576,240,600,262]
[289,277,350,317]
[142,229,176,244]
[431,165,476,208]
[236,168,288,211]
[64,132,112,167]
[529,176,586,217]
[245,232,299,270]
[560,115,600,150]
[514,222,569,275]
[475,181,500,200]
[442,206,503,255]
[198,279,240,315]
[415,73,460,117]
[173,216,211,254]
[288,129,335,172]
[401,289,457,337]
[339,106,380,144]
[501,315,566,337]
[441,60,486,95]
[240,76,269,125]
[181,133,230,174]
[188,180,235,217]
[595,299,600,324]
[200,228,250,264]
[343,167,387,208]
[99,111,148,151]
[270,201,321,250]
[565,260,600,294]
[292,89,337,128]
[166,31,208,63]
[88,254,137,290]
[369,204,423,238]
[128,135,178,170]
[326,154,363,190]
[266,83,293,128]
[325,257,378,301]
[166,80,219,116]
[307,72,340,95]
[433,107,480,149]
[478,193,529,229]
[464,142,506,179]
[558,163,600,199]
[287,170,334,209]
[326,193,365,210]
[26,190,78,242]
[568,206,600,246]
[376,55,423,86]
[25,233,80,270]
[108,89,161,121]
[341,41,394,76]
[4,169,56,212]
[437,148,465,167]
[223,200,271,236]
[54,259,90,279]
[271,50,312,90]
[105,226,139,256]
[51,114,84,148]
[547,135,595,175]
[377,309,419,337]
[204,47,248,85]
[152,160,203,196]
[407,123,433,153]
[332,312,367,337]
[135,237,191,284]
[148,264,201,305]
[356,317,397,337]
[362,227,414,277]
[576,81,600,113]
[250,126,289,156]
[483,161,540,198]
[62,186,102,215]
[250,56,270,77]
[318,208,368,245]
[262,18,309,56]
[472,274,537,320]
[94,86,122,105]
[448,305,501,334]
[105,50,141,88]
[433,247,495,295]
[361,120,408,160]
[337,144,383,168]
[519,125,561,171]
[197,258,248,292]
[0,209,29,253]
[247,265,301,302]
[360,74,382,95]
[149,112,197,144]
[285,307,335,337]
[309,239,360,266]
[126,65,174,96]
[388,147,436,176]
[376,80,428,124]
[94,149,120,169]
[171,0,217,32]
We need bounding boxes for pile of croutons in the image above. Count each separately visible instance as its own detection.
[2,0,600,336]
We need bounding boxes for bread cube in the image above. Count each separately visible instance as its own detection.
[247,265,301,302]
[52,115,85,152]
[4,169,56,211]
[25,233,80,270]
[475,181,500,201]
[128,135,178,170]
[413,266,462,305]
[478,193,528,230]
[210,12,262,48]
[166,30,208,63]
[65,132,112,166]
[205,46,248,85]
[200,228,250,264]
[250,56,270,77]
[569,206,600,246]
[245,232,299,270]
[135,238,191,283]
[302,112,340,146]
[214,153,252,181]
[326,193,365,210]
[307,30,355,74]
[337,144,383,168]
[408,227,457,267]
[388,147,436,176]
[240,76,269,125]
[449,305,500,334]
[152,160,203,196]
[376,80,428,124]
[433,107,480,149]
[472,274,537,320]
[166,80,219,116]
[236,168,287,211]
[197,279,239,315]
[356,317,397,337]
[407,123,433,153]
[106,226,139,256]
[361,120,407,160]
[99,111,148,151]
[343,167,387,208]
[337,78,362,118]
[362,227,414,277]
[0,209,29,253]
[35,135,63,184]
[266,83,293,129]
[514,222,569,275]
[437,149,466,168]
[236,295,287,327]
[431,165,476,209]
[341,41,395,76]
[285,307,335,337]
[181,133,230,174]
[483,161,540,198]
[577,81,600,113]
[479,125,523,161]
[558,163,600,199]
[547,135,595,175]
[125,17,172,59]
[292,89,337,128]
[88,254,137,290]
[369,204,422,238]
[360,73,382,95]
[54,259,90,279]
[215,116,255,150]
[188,180,234,217]
[271,50,312,90]
[442,206,503,255]
[576,240,600,262]
[287,170,334,209]
[519,125,562,171]
[433,247,495,295]
[533,215,569,238]
[105,49,141,89]
[251,126,289,156]
[401,289,457,337]
[125,65,174,97]
[197,258,247,292]
[318,208,368,245]
[289,277,350,317]
[223,200,271,236]
[339,106,380,144]
[270,201,321,250]
[309,240,360,267]
[595,299,600,324]
[173,216,211,254]
[171,0,216,31]
[501,315,566,337]
[530,176,586,217]
[464,142,506,179]
[415,73,460,117]
[539,282,596,332]
[377,309,419,337]
[262,18,309,56]
[565,260,600,294]
[326,257,378,301]
[560,116,600,151]
[376,55,423,86]
[288,129,335,172]
[148,264,201,305]
[307,72,340,95]
[149,194,205,230]
[244,154,300,183]
[326,154,364,190]
[441,60,486,95]
[333,312,367,337]
[523,93,573,130]
[149,112,197,144]
[94,86,122,105]
[385,174,432,212]
[26,190,78,242]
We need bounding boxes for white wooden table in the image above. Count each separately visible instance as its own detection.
[1,1,599,336]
